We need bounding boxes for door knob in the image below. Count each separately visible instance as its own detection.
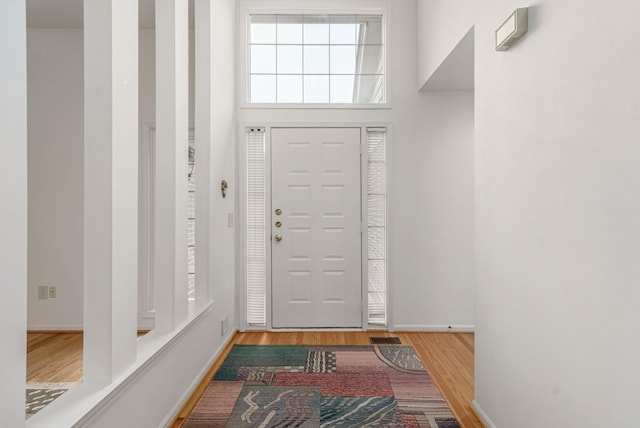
[274,234,282,242]
[275,208,282,215]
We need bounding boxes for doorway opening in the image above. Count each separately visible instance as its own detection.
[242,126,388,330]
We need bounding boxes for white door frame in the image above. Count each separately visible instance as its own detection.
[238,122,394,332]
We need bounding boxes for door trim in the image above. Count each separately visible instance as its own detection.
[238,122,393,332]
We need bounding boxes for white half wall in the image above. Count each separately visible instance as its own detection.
[27,0,238,425]
[420,0,640,425]
[27,29,84,330]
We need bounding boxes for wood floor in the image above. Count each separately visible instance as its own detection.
[171,331,483,428]
[27,332,84,382]
[26,331,482,427]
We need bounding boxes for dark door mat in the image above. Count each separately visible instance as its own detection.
[370,337,401,344]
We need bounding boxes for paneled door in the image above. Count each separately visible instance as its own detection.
[271,128,362,328]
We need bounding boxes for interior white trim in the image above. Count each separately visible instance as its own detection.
[472,399,498,428]
[238,121,393,331]
[237,0,392,109]
[26,325,84,331]
[360,129,369,330]
[393,324,475,333]
[383,125,394,331]
[138,122,157,328]
[138,123,196,329]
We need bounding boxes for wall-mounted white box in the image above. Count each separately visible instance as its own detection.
[496,8,528,51]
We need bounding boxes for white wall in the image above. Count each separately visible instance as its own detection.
[416,0,474,89]
[208,0,237,327]
[239,0,476,330]
[392,91,475,330]
[390,0,474,331]
[419,0,640,426]
[0,1,28,425]
[27,29,84,330]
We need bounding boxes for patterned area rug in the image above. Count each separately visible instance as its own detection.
[184,345,459,427]
[26,382,75,419]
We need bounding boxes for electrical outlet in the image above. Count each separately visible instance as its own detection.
[49,286,57,299]
[38,286,49,300]
[221,315,229,335]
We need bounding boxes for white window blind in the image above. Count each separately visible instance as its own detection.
[246,128,266,325]
[367,128,387,325]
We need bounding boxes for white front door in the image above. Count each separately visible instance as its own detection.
[271,128,362,328]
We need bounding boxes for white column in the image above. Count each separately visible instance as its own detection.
[83,0,138,384]
[155,0,189,331]
[194,0,213,308]
[0,1,27,425]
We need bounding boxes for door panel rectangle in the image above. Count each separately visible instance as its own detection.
[288,142,312,174]
[321,142,344,174]
[288,185,311,217]
[322,185,345,217]
[322,228,345,260]
[322,271,346,302]
[289,271,312,302]
[289,228,311,260]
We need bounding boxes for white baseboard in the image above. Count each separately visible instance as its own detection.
[27,325,83,331]
[392,324,475,333]
[472,399,497,428]
[28,325,153,332]
[159,328,237,427]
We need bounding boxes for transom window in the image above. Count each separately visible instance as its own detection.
[248,13,385,104]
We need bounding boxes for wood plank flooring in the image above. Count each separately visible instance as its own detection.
[27,332,84,382]
[26,331,482,427]
[171,331,483,428]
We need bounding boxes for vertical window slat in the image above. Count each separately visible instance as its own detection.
[367,129,386,326]
[246,129,266,325]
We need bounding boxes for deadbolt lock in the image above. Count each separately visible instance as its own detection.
[275,221,282,228]
[275,234,283,242]
[275,208,282,215]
